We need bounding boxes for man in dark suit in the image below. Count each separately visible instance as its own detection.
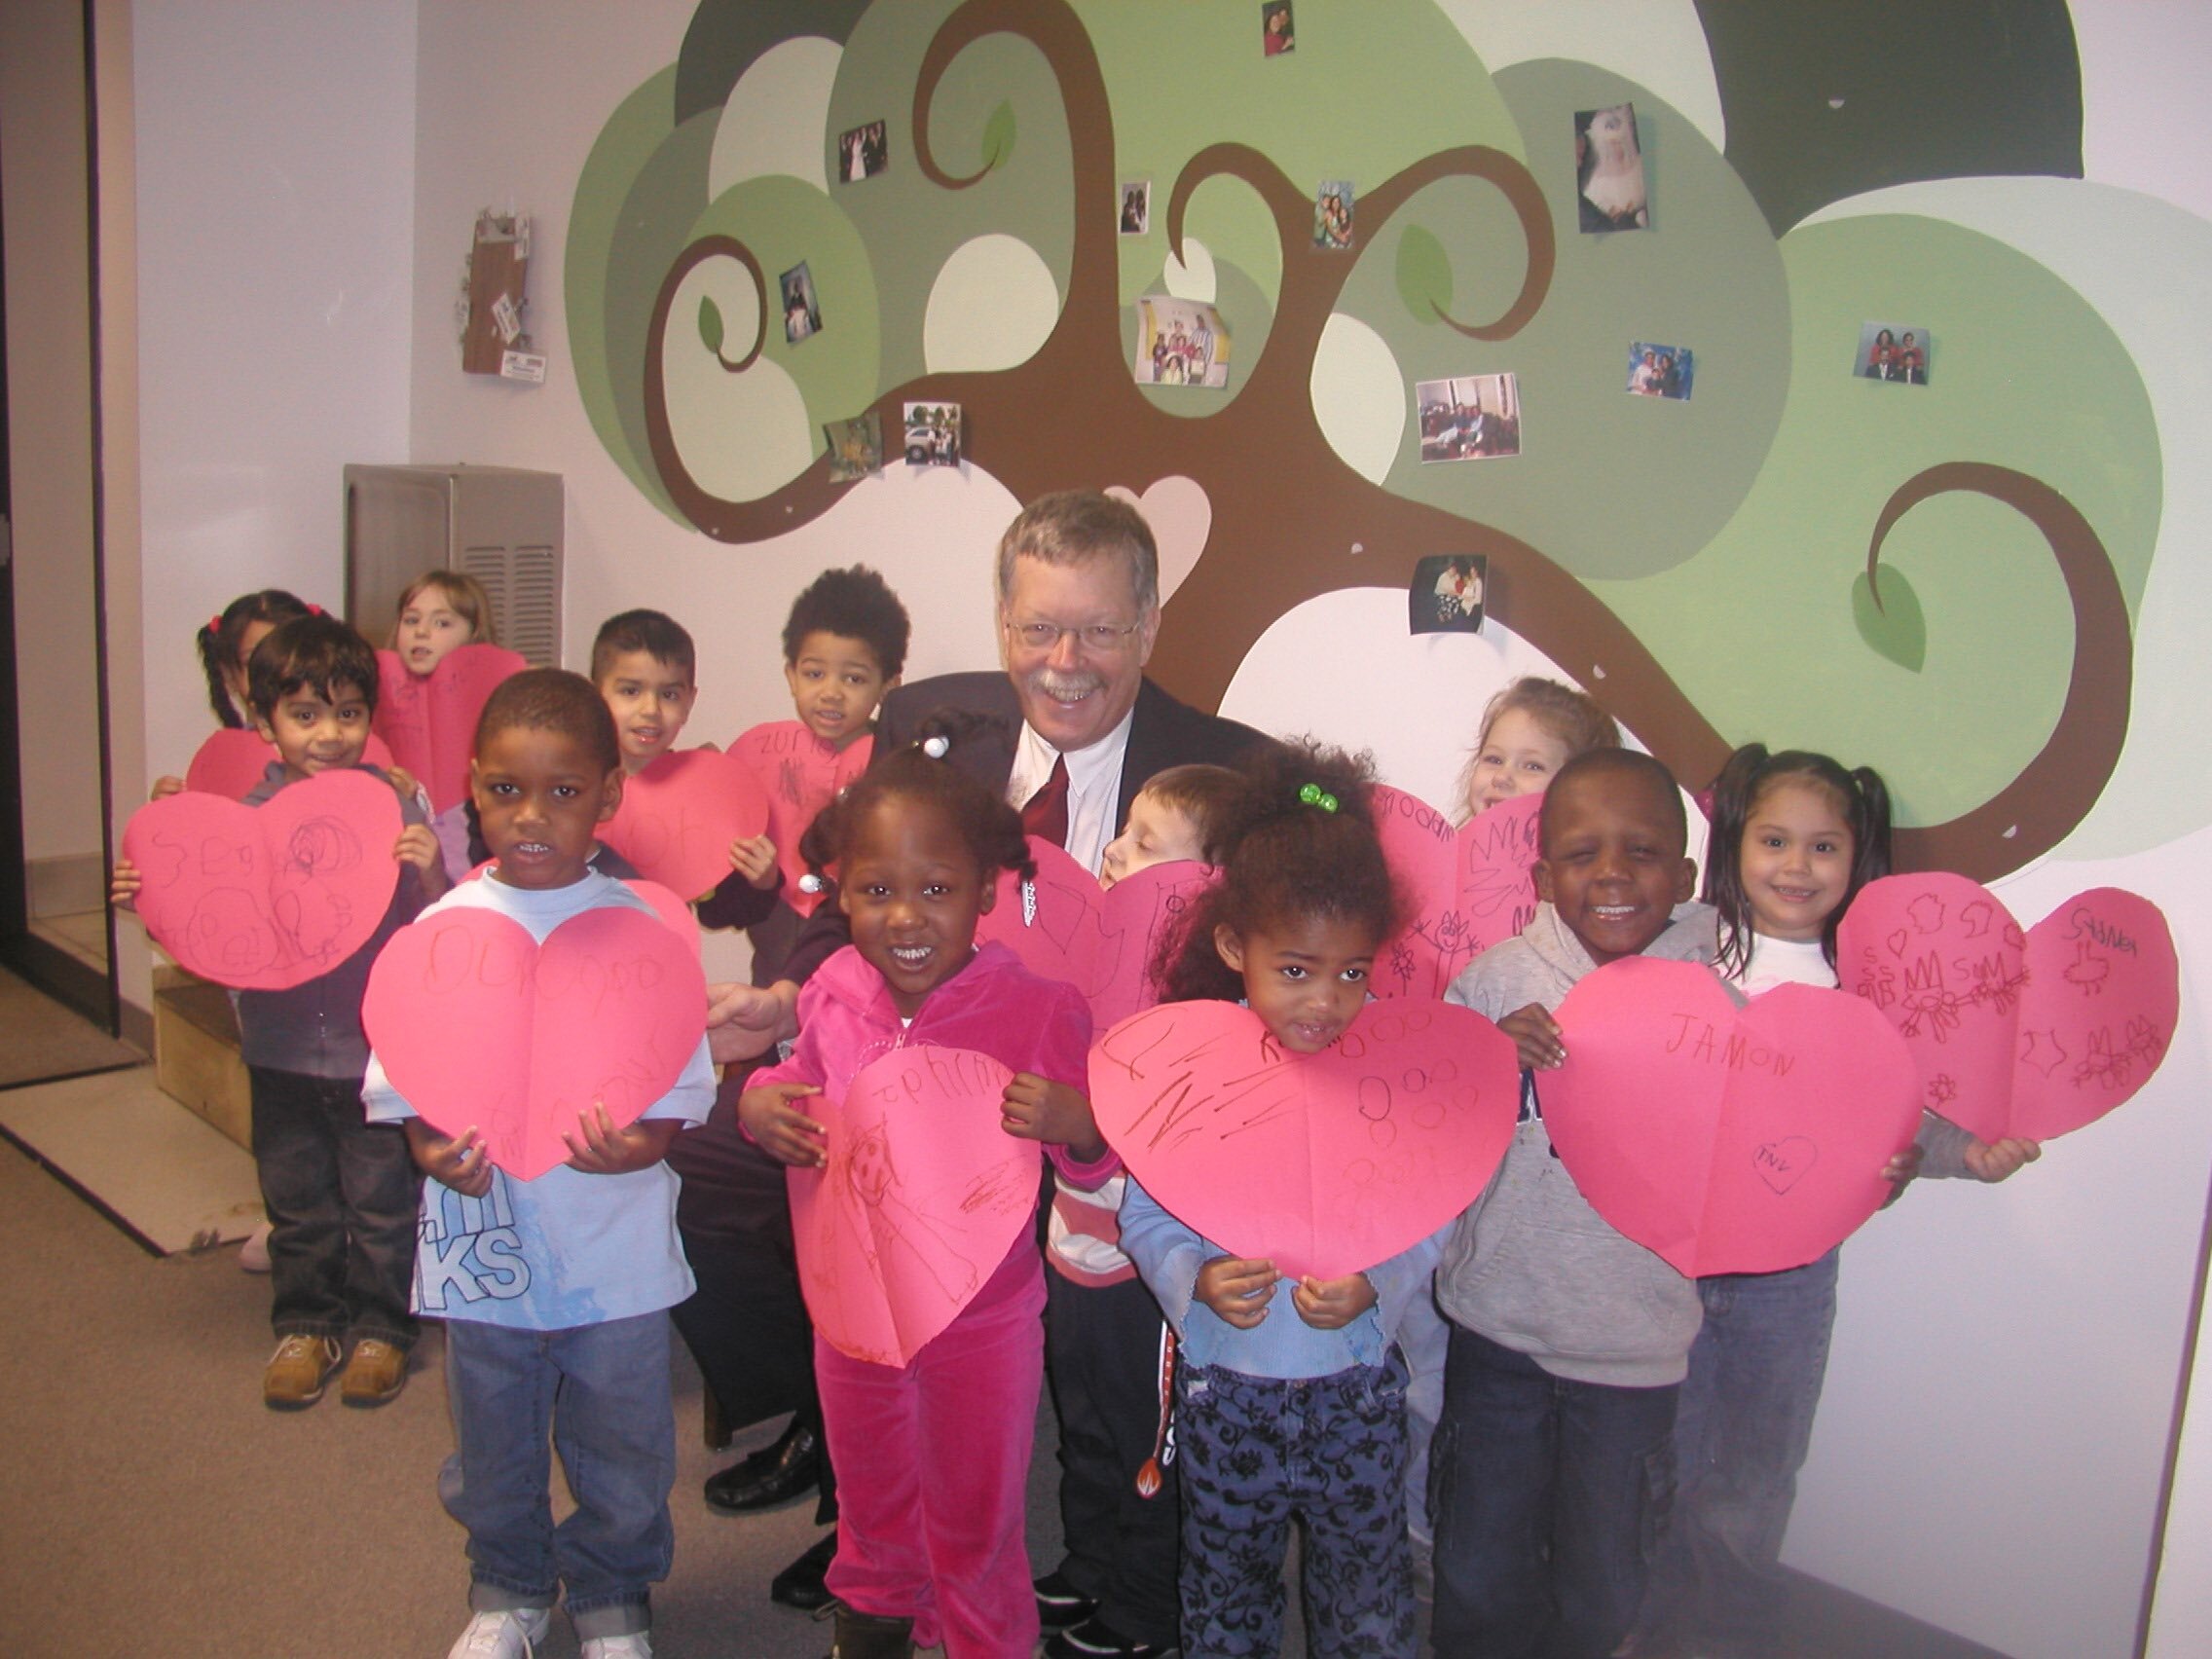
[698,492,1260,1641]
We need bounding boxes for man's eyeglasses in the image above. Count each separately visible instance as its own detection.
[1005,618,1145,653]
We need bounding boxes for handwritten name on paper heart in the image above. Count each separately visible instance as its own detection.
[1541,957,1923,1277]
[599,748,773,902]
[729,721,873,916]
[785,1047,1037,1367]
[373,643,529,815]
[974,839,1217,1030]
[1088,998,1519,1281]
[1837,875,2178,1143]
[183,727,398,799]
[123,768,404,990]
[1368,788,1543,1000]
[362,903,707,1181]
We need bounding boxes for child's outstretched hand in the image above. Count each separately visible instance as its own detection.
[110,859,144,910]
[394,825,450,897]
[151,775,185,801]
[1293,1272,1378,1330]
[729,833,780,891]
[1879,1142,1926,1207]
[1964,1135,2041,1182]
[564,1102,681,1175]
[1499,1002,1567,1070]
[406,1120,495,1198]
[1195,1256,1277,1328]
[741,1081,829,1167]
[1001,1074,1106,1162]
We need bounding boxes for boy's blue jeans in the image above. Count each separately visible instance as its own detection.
[440,1311,677,1639]
[247,1066,418,1347]
[1638,1247,1840,1658]
[1429,1326,1678,1659]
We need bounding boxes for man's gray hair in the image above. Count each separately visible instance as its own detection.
[993,490,1161,615]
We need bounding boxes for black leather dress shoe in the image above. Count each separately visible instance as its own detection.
[769,1530,838,1610]
[704,1423,823,1513]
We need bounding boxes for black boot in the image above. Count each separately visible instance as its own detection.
[827,1607,915,1659]
[770,1530,839,1610]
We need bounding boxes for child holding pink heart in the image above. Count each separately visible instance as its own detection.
[363,668,717,1659]
[1631,746,2038,1659]
[1451,675,1621,826]
[1122,741,1439,1659]
[150,587,316,800]
[739,721,1115,1659]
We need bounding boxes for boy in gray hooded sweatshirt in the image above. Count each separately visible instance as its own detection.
[1429,749,1712,1659]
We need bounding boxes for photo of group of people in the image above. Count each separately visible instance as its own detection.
[903,401,961,467]
[1859,322,1932,385]
[1314,181,1354,250]
[1120,179,1150,236]
[1133,296,1230,388]
[1576,101,1649,232]
[1263,1,1294,55]
[1417,374,1522,461]
[1411,554,1488,635]
[837,120,887,183]
[780,262,822,344]
[824,412,882,482]
[1627,343,1693,400]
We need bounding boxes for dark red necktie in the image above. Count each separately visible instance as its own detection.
[1021,755,1070,847]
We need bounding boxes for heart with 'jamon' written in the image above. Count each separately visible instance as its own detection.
[728,721,873,915]
[123,768,404,990]
[1541,956,1923,1277]
[599,748,772,901]
[1369,789,1543,1000]
[786,1047,1038,1367]
[1088,998,1520,1281]
[373,644,529,814]
[183,727,398,799]
[1837,874,2178,1144]
[975,838,1217,1030]
[362,903,708,1180]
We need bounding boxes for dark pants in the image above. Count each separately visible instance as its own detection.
[1177,1354,1415,1659]
[1044,1272,1183,1646]
[248,1065,419,1348]
[666,1073,835,1516]
[1430,1326,1677,1659]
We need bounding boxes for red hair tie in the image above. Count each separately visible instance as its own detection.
[307,603,324,616]
[207,613,224,635]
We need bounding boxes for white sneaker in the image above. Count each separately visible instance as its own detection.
[581,1636,653,1659]
[448,1607,553,1659]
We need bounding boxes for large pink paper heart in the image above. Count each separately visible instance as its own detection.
[362,903,707,1181]
[1105,476,1210,605]
[786,1047,1038,1367]
[599,747,772,901]
[1837,874,2178,1143]
[183,726,397,799]
[373,643,529,814]
[123,768,403,990]
[1088,998,1519,1281]
[1370,788,1543,999]
[1542,956,1924,1276]
[728,720,873,915]
[975,838,1217,1029]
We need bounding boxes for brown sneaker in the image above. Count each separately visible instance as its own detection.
[263,1335,343,1410]
[338,1338,409,1408]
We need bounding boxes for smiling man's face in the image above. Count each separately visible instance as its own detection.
[998,553,1159,753]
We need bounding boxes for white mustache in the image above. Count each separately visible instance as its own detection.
[1032,668,1103,702]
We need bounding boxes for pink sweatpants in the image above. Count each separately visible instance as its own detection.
[818,1244,1045,1656]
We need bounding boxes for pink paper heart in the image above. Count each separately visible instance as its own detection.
[1542,956,1924,1277]
[599,747,773,901]
[362,903,707,1181]
[183,727,397,799]
[1837,874,2178,1143]
[123,768,404,990]
[786,1047,1038,1366]
[1369,788,1543,999]
[974,838,1217,1029]
[1088,998,1520,1281]
[1105,476,1210,605]
[728,721,873,915]
[373,643,529,814]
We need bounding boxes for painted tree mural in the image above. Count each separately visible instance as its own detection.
[568,0,2157,881]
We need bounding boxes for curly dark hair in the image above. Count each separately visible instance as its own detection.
[1702,744,1893,976]
[199,589,313,726]
[797,712,1035,892]
[782,565,911,682]
[1152,739,1403,1004]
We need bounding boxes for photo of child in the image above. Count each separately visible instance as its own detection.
[1314,181,1355,250]
[1857,322,1931,385]
[837,120,888,183]
[1417,374,1522,461]
[1576,102,1649,232]
[1626,343,1694,400]
[1120,180,1150,236]
[781,262,823,343]
[824,413,883,482]
[1412,555,1488,635]
[1133,296,1231,389]
[903,401,961,467]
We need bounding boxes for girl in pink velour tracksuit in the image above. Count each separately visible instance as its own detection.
[742,727,1114,1658]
